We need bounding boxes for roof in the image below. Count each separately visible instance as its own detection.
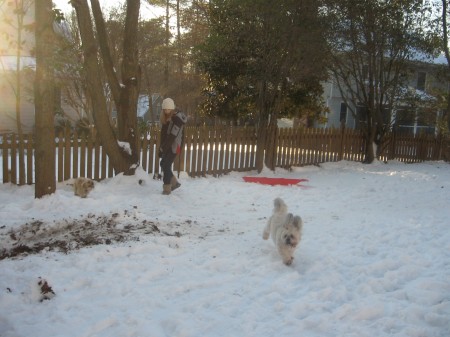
[412,52,448,65]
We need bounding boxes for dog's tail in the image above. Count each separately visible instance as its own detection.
[273,197,287,213]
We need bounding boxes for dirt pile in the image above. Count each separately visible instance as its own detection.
[0,210,188,260]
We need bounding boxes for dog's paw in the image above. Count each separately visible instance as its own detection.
[262,232,269,240]
[284,257,294,266]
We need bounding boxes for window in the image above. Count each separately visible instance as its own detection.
[396,108,415,125]
[417,72,426,91]
[355,105,368,130]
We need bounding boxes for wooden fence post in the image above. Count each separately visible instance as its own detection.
[339,127,345,161]
[436,135,443,161]
[388,131,394,161]
[64,128,71,181]
[1,127,449,185]
[94,136,101,181]
[267,125,278,170]
[18,134,25,185]
[1,136,8,183]
[57,131,64,182]
[26,134,33,185]
[85,136,91,178]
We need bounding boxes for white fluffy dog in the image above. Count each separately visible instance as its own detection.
[73,177,95,198]
[263,198,303,265]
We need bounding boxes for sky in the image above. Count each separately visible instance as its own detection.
[0,160,449,337]
[52,0,164,20]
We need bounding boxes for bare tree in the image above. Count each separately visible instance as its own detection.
[441,0,450,132]
[138,18,166,123]
[155,0,171,93]
[70,0,141,175]
[34,0,56,197]
[142,0,209,115]
[52,10,94,132]
[327,0,435,163]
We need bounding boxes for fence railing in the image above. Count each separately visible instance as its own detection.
[1,126,448,185]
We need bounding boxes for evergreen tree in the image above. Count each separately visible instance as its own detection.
[197,0,328,171]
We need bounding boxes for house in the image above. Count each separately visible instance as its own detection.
[0,2,142,136]
[317,55,450,135]
[0,2,82,134]
[0,2,35,133]
[0,56,36,133]
[138,94,163,125]
[112,94,163,127]
[0,1,165,135]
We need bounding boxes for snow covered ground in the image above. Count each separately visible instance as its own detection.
[0,160,449,337]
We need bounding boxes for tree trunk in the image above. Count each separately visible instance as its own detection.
[446,97,450,133]
[164,0,170,92]
[14,1,26,185]
[442,0,450,131]
[255,80,273,173]
[264,123,278,170]
[118,0,141,166]
[34,0,56,198]
[255,124,267,173]
[252,74,286,172]
[176,0,183,85]
[364,125,377,163]
[90,0,120,104]
[73,0,134,174]
[14,4,23,139]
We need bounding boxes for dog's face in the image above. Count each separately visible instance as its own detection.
[74,178,95,198]
[83,180,94,191]
[282,214,302,248]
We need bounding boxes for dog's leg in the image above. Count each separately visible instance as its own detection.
[74,184,80,197]
[263,218,271,240]
[284,256,294,266]
[278,246,294,266]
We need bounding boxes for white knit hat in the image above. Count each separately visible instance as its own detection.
[162,98,175,110]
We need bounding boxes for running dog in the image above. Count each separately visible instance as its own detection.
[263,198,303,265]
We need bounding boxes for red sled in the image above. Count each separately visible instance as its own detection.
[242,176,308,186]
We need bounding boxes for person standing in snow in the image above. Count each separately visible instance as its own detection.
[159,98,187,195]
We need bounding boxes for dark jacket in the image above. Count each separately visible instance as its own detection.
[160,111,187,155]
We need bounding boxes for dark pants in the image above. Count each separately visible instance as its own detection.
[160,152,177,185]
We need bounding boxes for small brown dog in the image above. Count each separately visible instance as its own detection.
[73,177,95,198]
